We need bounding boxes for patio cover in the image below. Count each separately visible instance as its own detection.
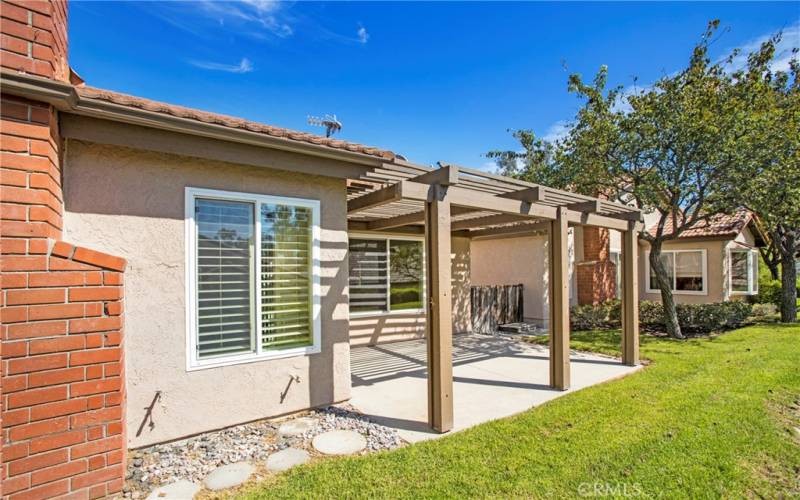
[344,161,643,433]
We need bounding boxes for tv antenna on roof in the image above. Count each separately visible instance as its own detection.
[307,114,342,138]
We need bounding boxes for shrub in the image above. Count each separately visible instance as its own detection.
[754,279,782,306]
[570,300,752,334]
[750,303,778,317]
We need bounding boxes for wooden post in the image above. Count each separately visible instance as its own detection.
[622,221,640,366]
[425,184,454,432]
[548,207,570,390]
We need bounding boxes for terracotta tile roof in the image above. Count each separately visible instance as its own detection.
[75,86,396,160]
[649,210,752,239]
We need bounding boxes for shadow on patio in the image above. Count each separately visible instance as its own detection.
[349,334,641,442]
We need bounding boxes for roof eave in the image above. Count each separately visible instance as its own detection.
[0,70,388,168]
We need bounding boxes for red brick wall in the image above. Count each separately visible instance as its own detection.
[576,227,616,305]
[1,243,126,499]
[1,1,70,82]
[2,2,128,498]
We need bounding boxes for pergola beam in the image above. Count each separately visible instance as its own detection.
[499,186,546,203]
[412,164,459,186]
[459,221,550,239]
[366,206,477,231]
[450,213,534,231]
[567,200,601,213]
[348,180,633,231]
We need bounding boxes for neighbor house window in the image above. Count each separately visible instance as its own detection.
[729,249,759,295]
[186,188,320,370]
[349,236,424,314]
[647,249,706,294]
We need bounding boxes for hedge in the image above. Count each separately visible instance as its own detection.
[570,300,752,334]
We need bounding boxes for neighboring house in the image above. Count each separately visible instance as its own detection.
[638,211,766,304]
[0,3,642,498]
[471,211,766,328]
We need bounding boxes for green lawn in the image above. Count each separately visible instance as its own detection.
[241,324,800,498]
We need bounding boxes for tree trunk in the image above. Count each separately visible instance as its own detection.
[759,243,780,281]
[649,241,684,339]
[779,228,797,323]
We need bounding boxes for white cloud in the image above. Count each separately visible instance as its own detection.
[357,25,369,44]
[196,0,293,38]
[189,57,254,74]
[723,21,799,73]
[542,120,571,142]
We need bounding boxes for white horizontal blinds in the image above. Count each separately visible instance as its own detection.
[389,240,424,311]
[261,204,313,350]
[349,238,388,313]
[195,199,256,358]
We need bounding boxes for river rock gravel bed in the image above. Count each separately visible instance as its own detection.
[123,405,402,498]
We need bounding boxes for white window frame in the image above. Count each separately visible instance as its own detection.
[348,232,426,317]
[646,249,708,296]
[185,187,321,371]
[728,248,759,296]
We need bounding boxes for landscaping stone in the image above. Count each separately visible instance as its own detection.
[278,417,316,437]
[123,405,401,498]
[312,430,367,455]
[203,462,254,491]
[266,448,310,472]
[145,480,200,500]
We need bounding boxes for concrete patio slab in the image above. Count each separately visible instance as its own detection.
[349,334,642,443]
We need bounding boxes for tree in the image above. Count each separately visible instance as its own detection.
[730,36,799,322]
[489,21,751,339]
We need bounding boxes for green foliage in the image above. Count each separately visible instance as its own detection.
[572,300,752,333]
[488,20,800,333]
[755,279,783,306]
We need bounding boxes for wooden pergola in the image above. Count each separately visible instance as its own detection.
[346,160,642,433]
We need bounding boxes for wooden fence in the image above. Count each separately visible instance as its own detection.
[470,284,524,334]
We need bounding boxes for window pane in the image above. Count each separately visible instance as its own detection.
[349,239,388,313]
[731,250,749,292]
[649,253,674,290]
[261,204,313,350]
[750,251,758,293]
[196,199,255,358]
[675,251,703,291]
[390,240,424,310]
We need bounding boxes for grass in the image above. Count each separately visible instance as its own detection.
[240,324,800,499]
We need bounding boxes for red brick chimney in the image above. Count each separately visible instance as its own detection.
[576,227,617,305]
[2,2,127,498]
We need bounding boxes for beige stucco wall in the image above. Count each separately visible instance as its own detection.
[63,140,352,448]
[470,234,549,326]
[638,239,728,304]
[348,235,471,346]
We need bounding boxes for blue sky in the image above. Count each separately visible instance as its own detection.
[70,1,799,170]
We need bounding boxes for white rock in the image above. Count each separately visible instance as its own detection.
[278,417,316,437]
[203,462,253,491]
[266,447,310,472]
[146,480,201,500]
[312,430,367,455]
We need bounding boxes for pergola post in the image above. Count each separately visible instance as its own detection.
[425,184,454,432]
[622,221,640,366]
[548,207,570,390]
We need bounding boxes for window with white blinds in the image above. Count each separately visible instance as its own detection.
[186,188,321,370]
[349,236,424,315]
